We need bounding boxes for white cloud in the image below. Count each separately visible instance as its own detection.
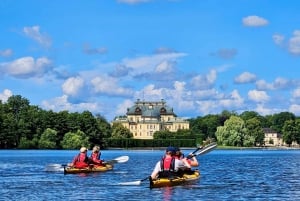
[242,15,269,27]
[292,88,300,99]
[121,52,187,75]
[0,56,52,78]
[255,104,278,116]
[288,30,300,55]
[91,75,133,97]
[219,89,244,108]
[42,95,101,113]
[273,34,285,46]
[23,26,52,48]
[234,72,257,84]
[289,104,300,115]
[0,49,13,57]
[62,76,85,96]
[190,69,217,89]
[0,89,13,102]
[248,90,270,103]
[115,99,134,117]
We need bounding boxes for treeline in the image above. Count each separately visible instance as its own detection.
[1,95,300,149]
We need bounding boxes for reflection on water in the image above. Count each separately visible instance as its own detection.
[0,149,300,200]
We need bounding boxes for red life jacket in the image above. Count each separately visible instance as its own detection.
[73,153,89,169]
[160,156,175,171]
[90,152,102,165]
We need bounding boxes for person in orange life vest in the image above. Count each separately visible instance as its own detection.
[90,146,103,166]
[69,147,90,169]
[174,147,199,167]
[150,146,190,179]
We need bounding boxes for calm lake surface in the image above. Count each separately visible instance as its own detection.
[1,148,300,201]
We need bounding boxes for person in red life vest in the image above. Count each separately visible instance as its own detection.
[90,146,103,166]
[174,147,199,167]
[150,146,190,179]
[68,147,90,169]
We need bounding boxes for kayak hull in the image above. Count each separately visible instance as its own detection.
[150,170,200,188]
[64,164,113,174]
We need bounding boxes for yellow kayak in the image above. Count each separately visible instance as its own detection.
[150,170,200,188]
[64,164,113,174]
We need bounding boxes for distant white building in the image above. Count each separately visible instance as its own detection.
[112,99,189,139]
[263,128,283,146]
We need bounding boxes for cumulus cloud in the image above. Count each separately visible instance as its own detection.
[109,64,132,77]
[190,69,217,90]
[256,78,294,91]
[242,15,269,27]
[23,26,52,48]
[288,30,300,55]
[91,75,134,97]
[273,34,285,46]
[0,49,13,57]
[62,76,85,97]
[289,104,300,115]
[0,56,52,78]
[0,89,13,102]
[234,72,257,84]
[292,88,300,99]
[248,90,270,103]
[42,95,101,113]
[273,30,300,56]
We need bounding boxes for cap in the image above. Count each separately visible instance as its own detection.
[166,146,175,153]
[80,147,87,153]
[174,147,180,152]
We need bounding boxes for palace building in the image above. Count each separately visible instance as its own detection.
[112,99,190,139]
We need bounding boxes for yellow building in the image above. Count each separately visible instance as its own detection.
[112,99,190,139]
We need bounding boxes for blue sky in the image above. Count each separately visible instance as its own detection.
[1,0,300,121]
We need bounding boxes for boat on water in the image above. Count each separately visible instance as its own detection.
[149,170,200,188]
[63,164,113,174]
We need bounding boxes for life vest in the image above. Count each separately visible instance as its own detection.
[160,156,175,171]
[73,153,89,168]
[90,152,102,165]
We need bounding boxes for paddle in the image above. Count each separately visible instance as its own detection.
[102,156,129,165]
[118,143,217,186]
[186,142,217,159]
[45,155,129,172]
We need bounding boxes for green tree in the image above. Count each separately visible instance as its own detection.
[245,117,265,146]
[111,123,133,139]
[216,116,247,146]
[271,112,295,133]
[38,128,58,149]
[153,130,173,139]
[282,120,296,146]
[61,130,89,149]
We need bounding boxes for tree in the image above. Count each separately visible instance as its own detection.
[216,116,248,146]
[282,120,296,146]
[271,112,295,133]
[111,123,133,139]
[38,128,58,149]
[245,117,265,146]
[61,130,89,149]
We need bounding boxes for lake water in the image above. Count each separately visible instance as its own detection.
[1,148,300,201]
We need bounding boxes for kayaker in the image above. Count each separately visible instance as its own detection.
[68,147,90,169]
[174,147,199,167]
[90,145,103,166]
[150,146,190,179]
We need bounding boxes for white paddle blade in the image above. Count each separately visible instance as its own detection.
[114,156,129,163]
[45,164,64,172]
[118,180,142,185]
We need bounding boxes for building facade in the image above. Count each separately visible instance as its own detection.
[112,99,190,139]
[263,128,283,146]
